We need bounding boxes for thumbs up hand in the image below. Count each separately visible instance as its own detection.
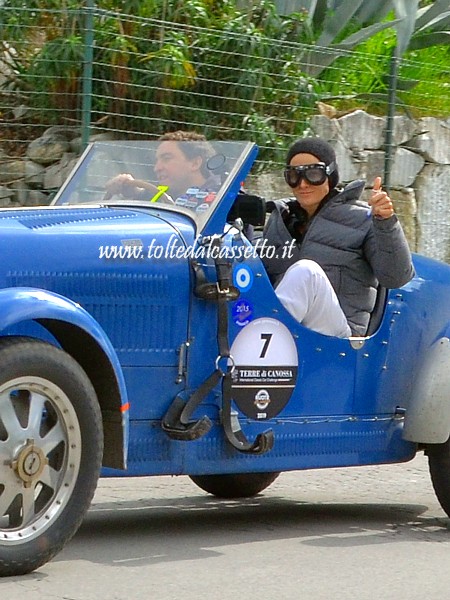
[368,177,395,220]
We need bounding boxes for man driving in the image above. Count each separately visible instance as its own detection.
[104,131,220,212]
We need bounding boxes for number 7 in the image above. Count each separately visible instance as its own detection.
[260,333,272,359]
[150,185,170,203]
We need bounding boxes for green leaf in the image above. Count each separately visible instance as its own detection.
[408,31,450,50]
[415,0,450,31]
[351,0,393,25]
[317,0,365,47]
[395,78,420,91]
[303,19,401,77]
[312,0,328,29]
[392,0,420,55]
[416,11,450,34]
[332,19,401,48]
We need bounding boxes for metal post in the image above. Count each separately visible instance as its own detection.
[81,0,94,149]
[383,46,400,193]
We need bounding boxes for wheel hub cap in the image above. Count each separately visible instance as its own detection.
[12,439,48,487]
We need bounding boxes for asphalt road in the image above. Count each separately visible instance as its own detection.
[2,452,450,600]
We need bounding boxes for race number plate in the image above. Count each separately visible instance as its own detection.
[230,318,298,419]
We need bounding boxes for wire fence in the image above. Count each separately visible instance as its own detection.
[1,5,450,260]
[1,6,449,165]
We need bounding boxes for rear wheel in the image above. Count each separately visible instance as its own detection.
[427,437,450,517]
[189,472,280,498]
[0,337,103,576]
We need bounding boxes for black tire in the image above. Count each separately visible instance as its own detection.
[427,437,450,518]
[0,337,103,576]
[189,472,280,498]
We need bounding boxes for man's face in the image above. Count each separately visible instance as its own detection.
[154,141,204,198]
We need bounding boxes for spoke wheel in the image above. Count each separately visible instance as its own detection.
[189,472,280,498]
[0,337,103,576]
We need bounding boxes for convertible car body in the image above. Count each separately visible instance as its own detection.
[1,139,450,575]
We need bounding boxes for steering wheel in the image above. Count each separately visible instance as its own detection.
[103,175,174,204]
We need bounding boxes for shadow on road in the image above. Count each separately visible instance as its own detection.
[54,491,449,568]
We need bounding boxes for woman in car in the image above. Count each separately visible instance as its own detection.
[262,137,414,338]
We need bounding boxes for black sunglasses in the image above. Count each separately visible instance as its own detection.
[284,162,336,188]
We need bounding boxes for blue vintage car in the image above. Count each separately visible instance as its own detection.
[1,139,450,576]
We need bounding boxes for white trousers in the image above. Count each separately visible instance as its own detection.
[275,259,352,338]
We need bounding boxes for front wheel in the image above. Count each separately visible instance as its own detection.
[427,437,450,517]
[0,337,103,576]
[189,472,280,498]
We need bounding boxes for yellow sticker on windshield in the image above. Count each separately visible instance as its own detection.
[150,185,170,203]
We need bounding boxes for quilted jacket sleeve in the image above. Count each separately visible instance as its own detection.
[363,215,415,289]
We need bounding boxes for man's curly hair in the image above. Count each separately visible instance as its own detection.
[158,130,215,178]
[158,130,207,142]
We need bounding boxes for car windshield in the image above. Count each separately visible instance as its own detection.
[52,139,256,229]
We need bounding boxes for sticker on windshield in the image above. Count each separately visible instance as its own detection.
[196,202,210,214]
[150,185,169,203]
[230,318,298,420]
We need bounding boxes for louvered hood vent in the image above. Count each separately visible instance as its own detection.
[0,208,138,230]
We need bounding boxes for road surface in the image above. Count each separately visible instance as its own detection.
[2,452,450,599]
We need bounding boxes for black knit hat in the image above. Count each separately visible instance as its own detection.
[286,137,339,189]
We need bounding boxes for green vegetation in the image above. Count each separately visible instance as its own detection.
[0,0,448,160]
[317,27,450,117]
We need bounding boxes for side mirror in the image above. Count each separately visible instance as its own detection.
[227,193,266,227]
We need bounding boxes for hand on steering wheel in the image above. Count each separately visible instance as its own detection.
[103,174,174,204]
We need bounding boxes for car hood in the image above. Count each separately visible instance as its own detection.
[0,205,197,284]
[0,205,197,367]
[0,206,194,256]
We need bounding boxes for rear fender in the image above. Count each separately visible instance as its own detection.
[403,335,450,444]
[0,287,128,469]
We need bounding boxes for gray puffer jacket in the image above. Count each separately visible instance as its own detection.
[262,180,415,336]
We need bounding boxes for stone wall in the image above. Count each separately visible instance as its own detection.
[1,111,450,259]
[0,127,114,207]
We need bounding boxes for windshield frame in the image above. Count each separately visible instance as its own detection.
[51,139,258,233]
